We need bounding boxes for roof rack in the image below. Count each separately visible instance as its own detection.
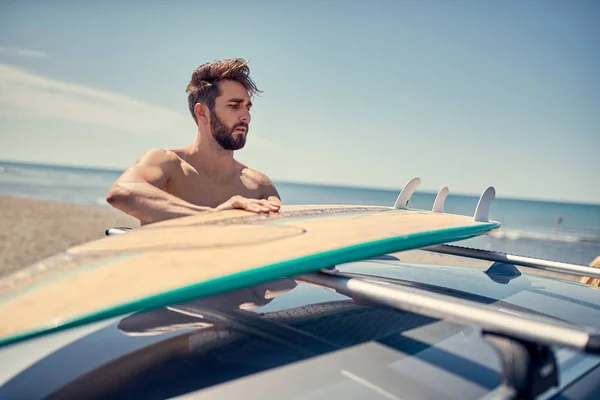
[299,271,599,354]
[298,270,600,399]
[425,244,600,279]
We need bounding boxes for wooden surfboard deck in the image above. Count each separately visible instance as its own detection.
[0,204,500,347]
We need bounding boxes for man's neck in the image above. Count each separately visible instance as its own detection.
[186,134,237,178]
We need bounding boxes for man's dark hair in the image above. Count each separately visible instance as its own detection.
[186,58,262,124]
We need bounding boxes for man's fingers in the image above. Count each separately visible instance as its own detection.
[257,205,279,213]
[240,200,266,213]
[252,202,272,213]
[257,200,280,210]
[231,198,250,208]
[223,196,281,213]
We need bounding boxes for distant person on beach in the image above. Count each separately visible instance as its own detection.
[580,256,600,288]
[555,215,563,233]
[107,58,281,226]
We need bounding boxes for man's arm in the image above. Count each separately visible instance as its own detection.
[106,149,212,225]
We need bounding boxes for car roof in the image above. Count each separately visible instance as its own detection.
[1,258,599,399]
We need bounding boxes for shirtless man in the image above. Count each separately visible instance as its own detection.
[106,58,281,225]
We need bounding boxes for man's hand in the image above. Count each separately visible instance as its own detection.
[215,195,281,213]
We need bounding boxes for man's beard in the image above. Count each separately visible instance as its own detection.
[210,109,248,151]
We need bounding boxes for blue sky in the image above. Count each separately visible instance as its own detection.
[0,0,598,204]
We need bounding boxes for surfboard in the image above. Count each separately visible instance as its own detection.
[0,202,500,347]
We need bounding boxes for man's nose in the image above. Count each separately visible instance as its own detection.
[240,110,250,124]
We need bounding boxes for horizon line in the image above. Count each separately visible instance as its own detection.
[1,158,599,207]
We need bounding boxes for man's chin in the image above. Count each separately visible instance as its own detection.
[231,134,247,150]
[220,141,246,151]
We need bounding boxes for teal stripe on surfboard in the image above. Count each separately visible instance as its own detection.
[0,220,499,348]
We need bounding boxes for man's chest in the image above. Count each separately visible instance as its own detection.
[165,169,260,208]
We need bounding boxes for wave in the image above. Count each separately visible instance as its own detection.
[489,229,600,244]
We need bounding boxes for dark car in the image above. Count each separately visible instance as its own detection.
[1,253,599,399]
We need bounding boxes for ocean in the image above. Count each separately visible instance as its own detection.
[1,160,599,267]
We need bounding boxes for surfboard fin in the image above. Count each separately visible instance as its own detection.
[432,186,449,213]
[393,177,421,209]
[473,186,495,222]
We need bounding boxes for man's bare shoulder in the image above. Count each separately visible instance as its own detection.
[120,149,185,186]
[240,166,280,201]
[240,167,274,186]
[136,148,182,166]
[114,149,182,188]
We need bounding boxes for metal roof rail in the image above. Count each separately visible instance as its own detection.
[298,271,599,354]
[105,227,132,236]
[299,271,599,399]
[425,244,600,279]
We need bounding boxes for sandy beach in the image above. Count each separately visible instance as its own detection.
[0,196,139,278]
[0,195,583,282]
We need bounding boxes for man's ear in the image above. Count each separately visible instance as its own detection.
[194,103,209,124]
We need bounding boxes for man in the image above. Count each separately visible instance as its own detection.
[106,58,281,226]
